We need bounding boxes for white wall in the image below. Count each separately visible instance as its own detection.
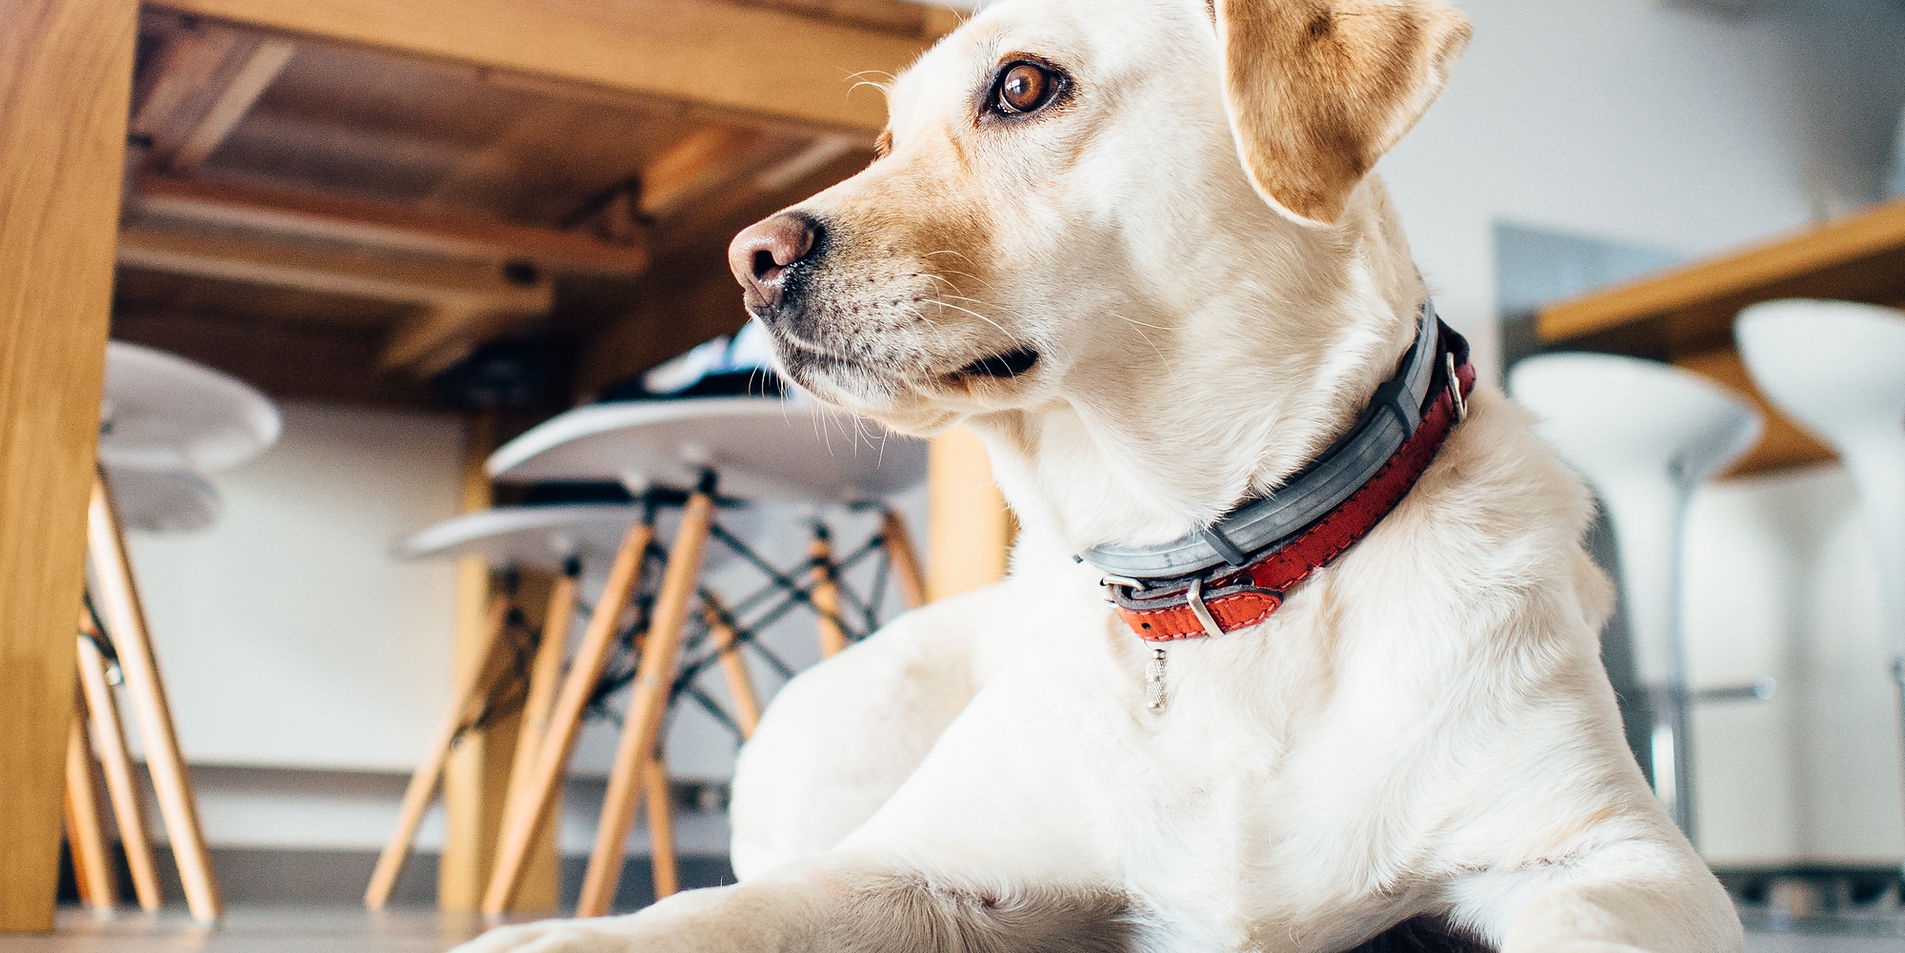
[127,402,466,771]
[1384,0,1905,376]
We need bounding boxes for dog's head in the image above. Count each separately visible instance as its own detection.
[730,0,1468,540]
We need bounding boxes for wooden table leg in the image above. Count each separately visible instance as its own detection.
[880,510,927,610]
[0,0,136,932]
[365,592,514,909]
[576,486,716,917]
[643,755,677,900]
[809,526,848,658]
[705,600,760,739]
[74,627,161,912]
[86,475,222,922]
[483,519,656,914]
[64,712,116,910]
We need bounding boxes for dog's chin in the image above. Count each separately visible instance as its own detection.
[771,334,1046,435]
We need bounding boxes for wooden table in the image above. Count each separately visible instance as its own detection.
[1537,198,1905,475]
[0,0,1019,932]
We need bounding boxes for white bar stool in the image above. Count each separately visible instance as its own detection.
[73,342,282,922]
[479,396,926,916]
[1736,298,1905,870]
[1509,353,1762,848]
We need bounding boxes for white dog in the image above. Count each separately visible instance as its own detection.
[456,0,1744,950]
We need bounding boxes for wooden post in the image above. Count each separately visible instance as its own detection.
[87,476,223,922]
[926,427,1013,602]
[880,510,927,610]
[484,517,657,914]
[75,628,162,911]
[576,486,716,917]
[436,414,535,912]
[809,526,849,658]
[0,0,136,931]
[494,570,575,913]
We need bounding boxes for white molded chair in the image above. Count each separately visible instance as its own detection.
[1510,353,1763,847]
[1736,298,1905,865]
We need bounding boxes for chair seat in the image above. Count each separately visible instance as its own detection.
[99,342,283,473]
[392,502,759,576]
[486,397,926,503]
[103,465,221,534]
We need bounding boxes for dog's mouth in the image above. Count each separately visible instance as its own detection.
[950,347,1041,382]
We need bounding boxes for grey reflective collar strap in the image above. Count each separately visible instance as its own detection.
[1081,300,1445,582]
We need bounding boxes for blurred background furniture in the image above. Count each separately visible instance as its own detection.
[1736,299,1905,878]
[480,397,926,917]
[1510,353,1765,847]
[72,342,283,922]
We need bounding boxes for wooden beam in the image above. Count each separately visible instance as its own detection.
[0,0,137,932]
[926,427,1013,602]
[1538,198,1905,355]
[110,309,444,409]
[148,0,936,133]
[130,22,292,171]
[379,304,520,375]
[137,173,651,276]
[166,38,294,171]
[117,224,555,312]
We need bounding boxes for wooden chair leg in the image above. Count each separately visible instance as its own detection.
[482,519,656,914]
[576,488,716,917]
[365,592,515,909]
[705,600,760,739]
[809,526,848,658]
[643,755,678,900]
[74,627,161,912]
[498,572,575,832]
[880,510,928,610]
[64,711,115,910]
[85,474,221,922]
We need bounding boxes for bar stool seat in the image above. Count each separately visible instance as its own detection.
[486,397,925,502]
[1510,352,1762,849]
[98,341,281,473]
[394,501,660,575]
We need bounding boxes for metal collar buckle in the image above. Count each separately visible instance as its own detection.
[1185,577,1227,639]
[1446,352,1468,424]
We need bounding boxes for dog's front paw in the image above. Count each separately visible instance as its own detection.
[449,917,651,953]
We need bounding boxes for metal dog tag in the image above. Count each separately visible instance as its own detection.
[1145,647,1168,713]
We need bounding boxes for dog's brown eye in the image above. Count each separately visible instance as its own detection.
[995,62,1058,115]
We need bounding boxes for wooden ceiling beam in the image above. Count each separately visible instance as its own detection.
[147,0,942,133]
[134,173,651,276]
[117,224,554,313]
[130,22,294,172]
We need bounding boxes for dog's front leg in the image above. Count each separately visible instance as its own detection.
[451,857,1139,953]
[1457,839,1742,953]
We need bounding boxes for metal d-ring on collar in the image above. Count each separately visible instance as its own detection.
[1081,300,1447,586]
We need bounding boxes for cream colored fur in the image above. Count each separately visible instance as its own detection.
[454,0,1744,950]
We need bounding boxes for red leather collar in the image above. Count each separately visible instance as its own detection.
[1108,329,1476,642]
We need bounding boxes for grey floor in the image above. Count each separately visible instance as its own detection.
[0,907,1899,952]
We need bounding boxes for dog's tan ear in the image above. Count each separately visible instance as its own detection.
[1214,0,1470,226]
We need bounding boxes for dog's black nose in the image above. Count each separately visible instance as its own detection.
[729,212,819,314]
